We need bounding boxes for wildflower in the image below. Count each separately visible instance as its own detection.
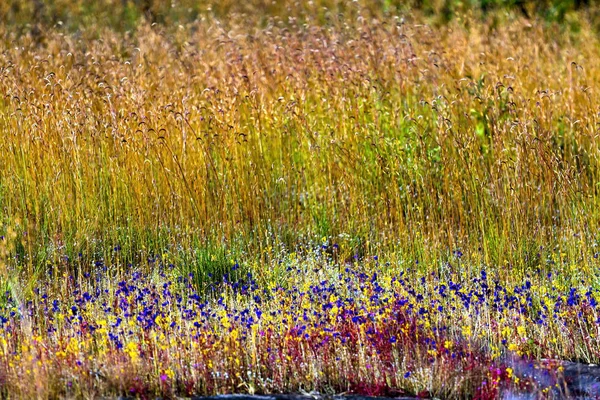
[508,343,519,352]
[221,315,231,329]
[462,325,472,336]
[66,337,79,354]
[125,342,140,362]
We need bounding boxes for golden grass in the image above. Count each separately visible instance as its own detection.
[1,10,599,282]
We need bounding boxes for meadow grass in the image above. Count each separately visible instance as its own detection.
[1,1,600,398]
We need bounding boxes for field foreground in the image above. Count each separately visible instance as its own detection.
[3,1,600,399]
[2,259,600,399]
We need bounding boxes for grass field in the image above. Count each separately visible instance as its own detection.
[2,0,600,398]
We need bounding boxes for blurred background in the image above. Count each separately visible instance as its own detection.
[1,0,600,34]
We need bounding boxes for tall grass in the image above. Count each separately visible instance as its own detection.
[1,9,600,280]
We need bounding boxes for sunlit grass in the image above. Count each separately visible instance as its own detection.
[2,16,599,274]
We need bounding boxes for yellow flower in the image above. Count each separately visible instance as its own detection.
[490,345,499,359]
[125,342,140,362]
[221,316,231,329]
[66,337,79,354]
[506,367,513,378]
